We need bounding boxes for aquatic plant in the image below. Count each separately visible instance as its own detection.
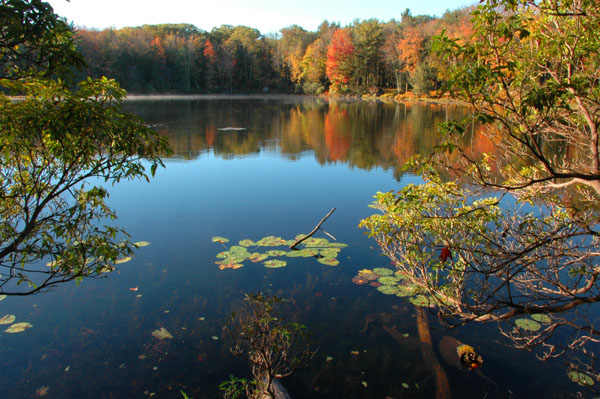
[211,235,347,270]
[5,322,33,333]
[515,318,541,332]
[0,314,16,324]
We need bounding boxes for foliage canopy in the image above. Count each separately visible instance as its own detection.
[361,0,600,386]
[0,0,170,295]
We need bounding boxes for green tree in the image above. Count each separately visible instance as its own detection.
[361,0,600,386]
[0,0,169,295]
[351,19,383,91]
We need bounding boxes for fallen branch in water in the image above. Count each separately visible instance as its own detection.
[289,208,336,249]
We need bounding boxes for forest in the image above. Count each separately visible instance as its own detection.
[73,8,473,96]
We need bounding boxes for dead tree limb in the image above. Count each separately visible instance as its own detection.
[289,208,336,249]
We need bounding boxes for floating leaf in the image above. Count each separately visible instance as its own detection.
[152,327,173,340]
[0,314,16,324]
[352,276,369,285]
[373,267,394,276]
[378,276,400,285]
[211,236,229,243]
[303,238,330,247]
[218,263,244,270]
[357,269,379,281]
[531,314,551,324]
[287,248,319,257]
[318,258,339,266]
[0,294,5,302]
[256,236,287,246]
[319,248,340,258]
[395,285,416,297]
[567,370,595,387]
[133,241,151,247]
[264,259,287,268]
[515,318,541,332]
[329,243,348,248]
[409,295,435,307]
[267,250,287,257]
[5,322,32,333]
[377,285,399,295]
[248,253,268,262]
[238,239,255,247]
[115,256,133,264]
[402,382,410,389]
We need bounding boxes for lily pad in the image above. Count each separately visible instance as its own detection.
[319,249,340,258]
[264,259,287,268]
[377,285,399,295]
[378,276,400,285]
[328,243,348,248]
[152,327,173,340]
[5,322,32,333]
[267,250,288,257]
[211,236,229,243]
[238,239,255,247]
[318,258,339,266]
[133,241,151,247]
[357,269,379,281]
[256,236,287,246]
[303,238,331,247]
[0,314,16,324]
[287,248,319,257]
[352,276,369,285]
[218,263,244,270]
[515,318,541,332]
[567,370,595,387]
[409,295,435,307]
[531,314,551,324]
[395,285,416,297]
[248,253,268,262]
[373,267,394,276]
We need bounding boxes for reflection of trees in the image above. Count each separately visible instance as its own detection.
[127,98,478,177]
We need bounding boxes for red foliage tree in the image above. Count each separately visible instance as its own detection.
[325,28,355,93]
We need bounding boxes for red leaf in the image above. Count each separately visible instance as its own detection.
[439,246,453,263]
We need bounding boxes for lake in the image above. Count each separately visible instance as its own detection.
[0,96,575,398]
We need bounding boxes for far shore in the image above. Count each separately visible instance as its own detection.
[123,92,461,105]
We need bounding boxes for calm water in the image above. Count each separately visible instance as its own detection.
[0,97,576,398]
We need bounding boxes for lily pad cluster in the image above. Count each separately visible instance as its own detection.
[212,235,347,270]
[514,314,552,332]
[351,268,436,307]
[0,298,33,334]
[567,370,595,387]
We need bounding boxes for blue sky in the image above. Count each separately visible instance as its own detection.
[47,0,476,34]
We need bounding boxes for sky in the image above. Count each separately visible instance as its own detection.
[47,0,476,34]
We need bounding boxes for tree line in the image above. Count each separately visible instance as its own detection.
[73,8,474,96]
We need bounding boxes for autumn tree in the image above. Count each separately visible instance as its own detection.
[397,24,424,93]
[0,0,169,295]
[325,28,355,94]
[361,0,600,388]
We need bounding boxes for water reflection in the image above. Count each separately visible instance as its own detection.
[126,97,473,180]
